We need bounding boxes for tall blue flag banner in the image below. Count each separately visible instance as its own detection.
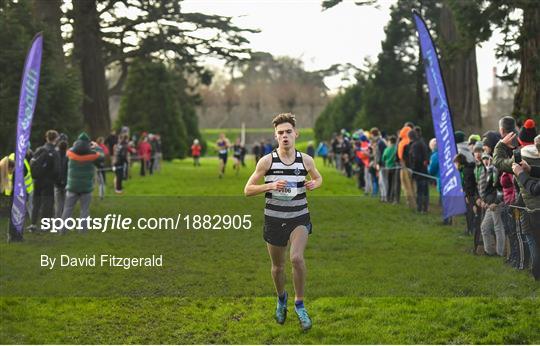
[413,12,466,219]
[11,33,43,234]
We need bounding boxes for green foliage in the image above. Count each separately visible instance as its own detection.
[315,0,438,140]
[0,0,81,157]
[314,82,363,141]
[118,59,188,159]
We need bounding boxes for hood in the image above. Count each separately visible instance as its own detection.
[399,126,411,140]
[77,132,91,141]
[521,144,540,159]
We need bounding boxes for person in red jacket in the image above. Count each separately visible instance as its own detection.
[191,139,202,167]
[137,134,152,176]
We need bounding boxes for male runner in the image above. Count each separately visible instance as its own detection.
[216,133,230,178]
[244,113,322,331]
[232,137,242,176]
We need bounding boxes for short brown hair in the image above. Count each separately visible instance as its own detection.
[45,130,58,143]
[272,113,296,128]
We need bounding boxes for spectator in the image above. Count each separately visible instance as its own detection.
[113,134,129,194]
[398,125,415,209]
[54,134,69,218]
[137,134,152,176]
[191,139,202,167]
[316,141,329,166]
[95,136,109,184]
[455,130,474,164]
[29,130,60,232]
[104,130,118,157]
[382,135,398,203]
[148,134,158,175]
[61,132,104,233]
[468,134,481,153]
[478,154,505,256]
[306,141,315,158]
[1,153,33,241]
[154,134,162,172]
[454,153,478,235]
[252,141,261,163]
[371,128,387,202]
[494,117,539,279]
[408,128,430,213]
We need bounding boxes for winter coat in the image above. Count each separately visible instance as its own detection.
[500,172,516,204]
[137,141,152,162]
[457,142,474,164]
[428,150,440,191]
[66,133,104,194]
[397,127,411,161]
[494,142,540,210]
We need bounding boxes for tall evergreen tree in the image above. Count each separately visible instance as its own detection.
[118,59,187,159]
[0,0,81,157]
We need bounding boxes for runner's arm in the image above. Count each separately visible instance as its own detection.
[244,155,285,196]
[303,154,322,191]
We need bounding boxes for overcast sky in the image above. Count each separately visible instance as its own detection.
[182,0,502,104]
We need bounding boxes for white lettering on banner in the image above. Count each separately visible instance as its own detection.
[442,176,458,195]
[11,195,25,224]
[22,69,37,130]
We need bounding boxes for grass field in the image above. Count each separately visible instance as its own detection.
[1,156,539,344]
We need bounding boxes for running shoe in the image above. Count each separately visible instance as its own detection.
[294,306,312,331]
[275,292,287,324]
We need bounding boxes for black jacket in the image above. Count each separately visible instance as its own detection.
[461,162,478,197]
[409,138,429,177]
[517,166,540,197]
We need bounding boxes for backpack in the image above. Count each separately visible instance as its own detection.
[30,146,56,180]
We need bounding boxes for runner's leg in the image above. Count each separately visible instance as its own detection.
[267,243,287,296]
[289,225,309,301]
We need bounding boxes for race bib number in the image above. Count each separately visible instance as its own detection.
[272,181,297,201]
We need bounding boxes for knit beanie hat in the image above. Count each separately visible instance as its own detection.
[473,142,483,153]
[77,132,90,141]
[518,119,537,146]
[454,131,466,144]
[482,131,501,152]
[468,134,481,145]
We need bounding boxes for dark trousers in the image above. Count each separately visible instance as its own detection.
[501,205,518,265]
[415,177,429,212]
[31,182,54,226]
[115,166,124,191]
[387,169,396,203]
[148,158,154,175]
[521,210,540,279]
[393,168,401,203]
[97,163,106,183]
[356,163,365,189]
[140,159,146,176]
[465,195,476,235]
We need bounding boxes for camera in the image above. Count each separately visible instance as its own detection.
[513,148,522,163]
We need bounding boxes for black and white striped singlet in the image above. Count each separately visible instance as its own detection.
[264,150,309,221]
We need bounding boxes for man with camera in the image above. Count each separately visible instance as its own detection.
[494,117,539,280]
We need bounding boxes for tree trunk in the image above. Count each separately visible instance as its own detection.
[72,0,110,137]
[439,3,482,134]
[513,4,540,118]
[32,0,64,74]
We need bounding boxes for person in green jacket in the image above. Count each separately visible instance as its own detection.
[60,132,104,233]
[382,135,398,203]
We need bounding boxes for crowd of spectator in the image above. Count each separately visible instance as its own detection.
[317,117,540,280]
[0,127,163,241]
